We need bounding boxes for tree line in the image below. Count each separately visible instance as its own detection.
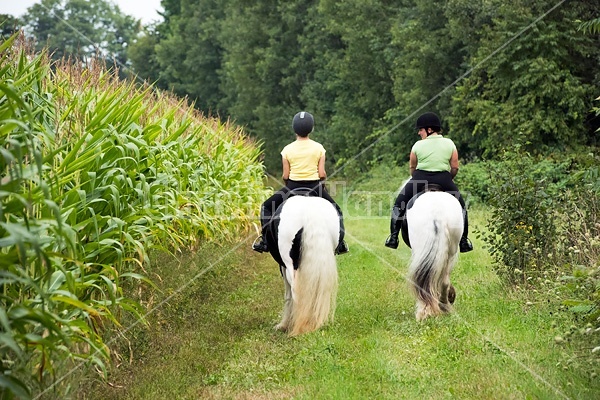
[3,0,600,172]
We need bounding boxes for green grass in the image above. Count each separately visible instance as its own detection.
[71,205,598,400]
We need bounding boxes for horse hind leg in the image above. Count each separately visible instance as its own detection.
[448,284,456,304]
[415,300,433,321]
[412,273,439,321]
[275,297,292,332]
[415,279,448,320]
[438,274,453,313]
[275,266,293,332]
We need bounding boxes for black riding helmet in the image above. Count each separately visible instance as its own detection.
[415,112,441,134]
[292,111,314,137]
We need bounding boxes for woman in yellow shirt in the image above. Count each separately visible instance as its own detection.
[253,111,349,255]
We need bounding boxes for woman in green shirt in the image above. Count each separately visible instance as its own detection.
[384,112,473,252]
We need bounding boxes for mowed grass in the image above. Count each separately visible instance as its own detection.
[76,207,598,400]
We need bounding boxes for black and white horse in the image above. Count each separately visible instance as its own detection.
[265,195,339,336]
[403,188,463,321]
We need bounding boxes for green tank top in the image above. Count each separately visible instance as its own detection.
[411,135,456,172]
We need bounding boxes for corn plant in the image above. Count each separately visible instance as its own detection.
[1,34,268,399]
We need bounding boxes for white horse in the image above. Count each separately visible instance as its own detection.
[265,195,339,336]
[404,190,464,321]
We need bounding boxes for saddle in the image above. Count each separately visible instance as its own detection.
[400,184,443,248]
[264,188,315,270]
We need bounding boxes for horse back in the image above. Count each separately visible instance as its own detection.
[402,190,463,248]
[266,196,339,271]
[401,187,442,248]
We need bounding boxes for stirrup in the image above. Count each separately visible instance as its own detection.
[385,234,399,249]
[335,240,349,255]
[459,237,473,253]
[252,236,268,253]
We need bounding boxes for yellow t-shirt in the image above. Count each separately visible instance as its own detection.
[281,139,325,181]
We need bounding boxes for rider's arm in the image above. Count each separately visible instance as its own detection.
[409,151,418,176]
[450,149,459,178]
[282,156,290,181]
[318,155,327,180]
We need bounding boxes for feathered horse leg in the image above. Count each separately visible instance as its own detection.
[275,265,293,332]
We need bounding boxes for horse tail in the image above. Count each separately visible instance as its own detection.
[408,218,453,317]
[287,200,339,336]
[406,191,463,320]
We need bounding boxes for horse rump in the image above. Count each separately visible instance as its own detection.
[406,191,463,321]
[272,196,340,336]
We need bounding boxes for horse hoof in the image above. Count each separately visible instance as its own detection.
[275,323,288,332]
[415,306,431,321]
[448,285,456,304]
[416,312,430,322]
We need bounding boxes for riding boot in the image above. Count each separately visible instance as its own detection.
[459,237,473,253]
[252,235,269,253]
[335,238,349,255]
[459,209,473,253]
[385,206,403,249]
[335,215,349,255]
[253,218,269,253]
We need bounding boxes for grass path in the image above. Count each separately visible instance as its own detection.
[77,209,597,399]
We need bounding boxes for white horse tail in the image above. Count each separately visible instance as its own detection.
[407,192,463,321]
[408,220,450,316]
[277,196,339,336]
[290,217,339,336]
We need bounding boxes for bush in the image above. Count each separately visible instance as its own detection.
[481,151,559,284]
[479,148,599,365]
[554,172,600,330]
[481,149,599,278]
[453,160,493,205]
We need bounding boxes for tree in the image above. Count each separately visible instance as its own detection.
[154,0,226,114]
[124,0,599,171]
[22,0,140,68]
[448,0,600,158]
[381,0,467,164]
[304,0,397,173]
[0,14,21,38]
[127,23,163,86]
[218,0,312,171]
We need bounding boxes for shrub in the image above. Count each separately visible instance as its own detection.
[479,149,597,283]
[480,150,559,284]
[554,171,599,344]
[453,160,493,205]
[480,148,599,365]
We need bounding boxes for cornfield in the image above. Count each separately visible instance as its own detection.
[0,34,268,399]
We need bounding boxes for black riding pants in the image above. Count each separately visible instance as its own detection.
[392,170,468,235]
[260,180,345,241]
